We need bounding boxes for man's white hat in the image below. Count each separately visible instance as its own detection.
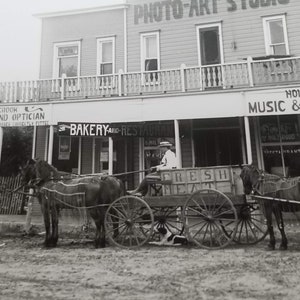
[159,141,172,147]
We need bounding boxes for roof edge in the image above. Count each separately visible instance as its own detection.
[34,3,129,19]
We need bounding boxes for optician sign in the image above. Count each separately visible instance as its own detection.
[0,105,51,127]
[246,88,300,116]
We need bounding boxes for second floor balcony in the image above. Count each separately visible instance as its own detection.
[1,56,300,104]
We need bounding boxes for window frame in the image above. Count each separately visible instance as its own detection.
[96,36,116,76]
[262,15,289,56]
[140,31,160,73]
[196,23,224,66]
[52,41,81,78]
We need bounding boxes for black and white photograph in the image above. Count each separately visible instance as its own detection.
[1,0,300,299]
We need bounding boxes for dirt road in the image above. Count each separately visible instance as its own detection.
[1,228,300,300]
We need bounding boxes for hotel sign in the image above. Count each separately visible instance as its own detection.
[246,88,300,116]
[0,105,51,127]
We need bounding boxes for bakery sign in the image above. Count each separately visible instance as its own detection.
[246,88,300,116]
[58,122,174,137]
[0,105,51,127]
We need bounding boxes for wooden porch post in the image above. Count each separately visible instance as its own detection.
[108,137,113,175]
[174,119,182,168]
[31,126,37,159]
[244,116,253,164]
[0,127,3,164]
[47,125,54,164]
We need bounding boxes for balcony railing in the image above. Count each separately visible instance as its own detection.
[1,56,300,103]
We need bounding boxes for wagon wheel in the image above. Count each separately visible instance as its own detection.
[183,189,238,250]
[222,201,268,245]
[151,206,184,238]
[104,195,154,249]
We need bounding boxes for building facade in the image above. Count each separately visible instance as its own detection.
[1,0,300,189]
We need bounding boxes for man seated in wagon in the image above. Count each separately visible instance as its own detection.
[128,141,178,196]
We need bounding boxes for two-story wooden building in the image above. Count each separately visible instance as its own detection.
[1,0,300,188]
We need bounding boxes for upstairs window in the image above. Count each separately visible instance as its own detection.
[97,37,115,75]
[141,31,160,72]
[197,23,223,66]
[263,15,289,56]
[53,41,81,78]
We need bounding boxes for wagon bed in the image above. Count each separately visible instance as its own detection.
[104,165,268,249]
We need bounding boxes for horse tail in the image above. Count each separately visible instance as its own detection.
[117,178,125,197]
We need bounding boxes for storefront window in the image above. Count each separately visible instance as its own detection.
[260,115,300,176]
[54,42,80,78]
[193,118,242,167]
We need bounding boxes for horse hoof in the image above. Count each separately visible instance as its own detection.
[279,245,288,251]
[266,244,275,251]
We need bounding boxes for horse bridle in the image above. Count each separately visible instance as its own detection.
[249,166,265,196]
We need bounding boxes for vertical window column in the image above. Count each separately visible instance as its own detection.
[141,31,160,83]
[263,15,289,56]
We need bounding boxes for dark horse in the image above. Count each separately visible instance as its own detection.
[240,164,300,250]
[20,159,124,248]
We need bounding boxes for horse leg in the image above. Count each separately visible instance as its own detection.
[90,209,106,248]
[274,205,288,250]
[93,218,106,248]
[264,202,276,250]
[41,197,52,247]
[49,205,59,247]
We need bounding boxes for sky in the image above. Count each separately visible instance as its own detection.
[0,0,124,82]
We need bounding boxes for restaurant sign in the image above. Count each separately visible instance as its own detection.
[0,105,51,127]
[246,88,300,116]
[58,122,174,137]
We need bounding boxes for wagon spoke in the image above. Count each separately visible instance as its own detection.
[106,211,126,222]
[248,218,267,233]
[165,221,182,233]
[110,206,128,220]
[109,222,128,238]
[245,219,258,242]
[190,198,207,213]
[213,208,235,219]
[236,218,245,241]
[186,206,208,218]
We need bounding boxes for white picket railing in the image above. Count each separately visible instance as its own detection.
[0,56,299,103]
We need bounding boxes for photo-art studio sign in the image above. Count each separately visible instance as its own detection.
[134,0,290,24]
[58,122,174,137]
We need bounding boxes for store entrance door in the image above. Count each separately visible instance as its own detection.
[194,128,242,167]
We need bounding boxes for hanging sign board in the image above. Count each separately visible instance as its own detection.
[58,136,71,160]
[0,105,51,127]
[246,88,300,116]
[58,122,175,137]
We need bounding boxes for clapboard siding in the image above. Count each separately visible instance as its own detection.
[127,0,300,72]
[39,9,125,79]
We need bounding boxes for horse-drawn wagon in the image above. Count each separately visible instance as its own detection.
[19,160,272,250]
[105,165,268,249]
